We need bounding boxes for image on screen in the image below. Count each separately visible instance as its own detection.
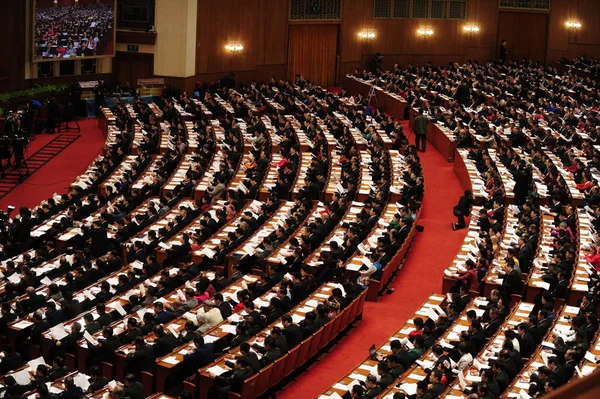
[33,0,116,62]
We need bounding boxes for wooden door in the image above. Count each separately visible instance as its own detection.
[287,24,339,87]
[113,51,154,86]
[497,11,549,64]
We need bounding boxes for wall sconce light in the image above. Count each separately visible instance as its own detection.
[417,28,434,37]
[225,43,244,53]
[566,21,582,30]
[358,30,376,40]
[463,25,480,33]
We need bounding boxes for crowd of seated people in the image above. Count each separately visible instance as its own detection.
[335,56,600,398]
[34,2,114,60]
[0,73,423,398]
[559,56,600,81]
[4,52,600,399]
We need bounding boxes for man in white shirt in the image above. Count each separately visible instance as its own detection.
[196,300,223,333]
[453,342,473,372]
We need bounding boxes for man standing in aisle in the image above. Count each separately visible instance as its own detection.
[499,40,509,63]
[413,110,429,152]
[452,190,474,231]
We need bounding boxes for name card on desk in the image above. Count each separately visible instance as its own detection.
[84,331,98,346]
[50,324,69,341]
[425,307,439,321]
[584,351,597,363]
[400,383,418,396]
[162,356,180,365]
[220,324,237,334]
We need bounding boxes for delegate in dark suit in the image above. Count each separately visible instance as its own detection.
[413,113,429,152]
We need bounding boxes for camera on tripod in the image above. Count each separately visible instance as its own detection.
[57,99,80,132]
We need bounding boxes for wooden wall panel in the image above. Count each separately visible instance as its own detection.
[260,0,288,66]
[0,0,27,91]
[339,0,370,64]
[6,0,600,93]
[547,0,600,62]
[572,0,600,46]
[287,25,339,87]
[338,0,499,81]
[547,0,570,54]
[195,0,257,74]
[195,0,288,76]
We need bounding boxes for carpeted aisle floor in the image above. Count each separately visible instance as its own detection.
[278,122,469,398]
[0,118,105,210]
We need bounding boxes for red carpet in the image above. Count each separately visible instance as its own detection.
[278,122,469,398]
[0,119,105,211]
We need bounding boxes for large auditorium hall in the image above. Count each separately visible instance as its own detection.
[0,1,599,399]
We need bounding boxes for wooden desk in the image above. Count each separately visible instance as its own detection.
[173,102,193,121]
[265,202,327,270]
[76,268,217,375]
[99,155,139,197]
[192,98,213,118]
[193,149,223,200]
[214,94,235,116]
[10,254,138,355]
[324,150,342,202]
[48,264,183,362]
[131,155,164,192]
[388,150,405,203]
[113,271,242,381]
[162,155,194,197]
[319,294,445,398]
[190,201,263,277]
[543,150,585,207]
[342,76,408,121]
[120,198,190,262]
[342,203,399,277]
[291,153,316,198]
[0,252,62,296]
[154,200,227,265]
[481,206,521,297]
[152,274,266,392]
[568,210,595,307]
[148,102,163,121]
[488,149,515,203]
[442,206,482,294]
[382,301,486,398]
[304,202,367,270]
[29,208,70,241]
[525,210,558,303]
[226,202,295,274]
[258,153,281,201]
[98,107,116,137]
[69,155,105,191]
[129,124,148,156]
[194,282,367,399]
[102,125,120,155]
[308,113,338,152]
[0,249,37,294]
[454,149,488,202]
[444,301,536,398]
[428,122,457,163]
[502,305,581,399]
